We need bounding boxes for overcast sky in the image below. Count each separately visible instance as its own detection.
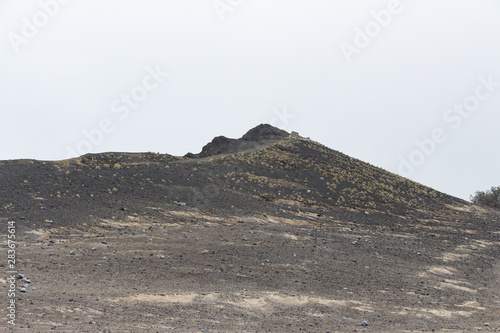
[1,0,499,201]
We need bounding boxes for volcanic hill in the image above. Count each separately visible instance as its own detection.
[0,124,499,332]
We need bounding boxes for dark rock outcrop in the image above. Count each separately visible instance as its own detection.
[186,124,289,158]
[241,124,289,142]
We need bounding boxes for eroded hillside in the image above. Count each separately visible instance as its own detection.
[0,125,498,332]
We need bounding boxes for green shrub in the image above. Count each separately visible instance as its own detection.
[470,186,500,208]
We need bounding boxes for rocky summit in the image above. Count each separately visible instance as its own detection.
[0,124,499,332]
[185,123,290,158]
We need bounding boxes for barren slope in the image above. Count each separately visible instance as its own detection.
[1,125,499,332]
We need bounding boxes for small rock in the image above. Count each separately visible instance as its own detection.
[69,251,75,256]
[160,255,166,259]
[19,287,27,293]
[178,202,187,207]
[484,323,490,327]
[17,274,25,280]
[361,320,368,326]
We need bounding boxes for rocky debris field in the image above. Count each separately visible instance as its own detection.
[2,204,499,332]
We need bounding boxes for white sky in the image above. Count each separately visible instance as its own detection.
[1,0,499,201]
